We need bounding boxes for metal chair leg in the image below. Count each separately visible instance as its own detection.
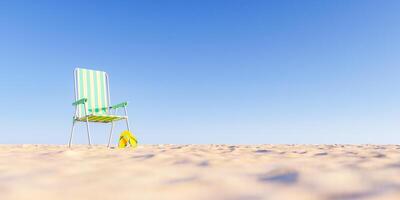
[125,118,131,132]
[124,106,131,132]
[107,122,114,148]
[85,119,92,146]
[68,120,76,148]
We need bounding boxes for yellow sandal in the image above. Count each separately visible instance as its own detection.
[118,130,138,148]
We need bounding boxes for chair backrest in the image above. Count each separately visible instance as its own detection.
[74,68,110,117]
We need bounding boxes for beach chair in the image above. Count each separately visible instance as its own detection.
[69,68,131,148]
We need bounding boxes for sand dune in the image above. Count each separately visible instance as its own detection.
[0,144,399,200]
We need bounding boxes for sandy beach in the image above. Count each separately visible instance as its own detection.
[0,144,399,200]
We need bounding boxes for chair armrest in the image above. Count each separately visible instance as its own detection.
[111,102,128,109]
[72,98,87,106]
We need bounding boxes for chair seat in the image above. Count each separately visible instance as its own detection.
[76,114,127,123]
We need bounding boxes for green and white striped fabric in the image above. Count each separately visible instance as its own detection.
[74,68,110,118]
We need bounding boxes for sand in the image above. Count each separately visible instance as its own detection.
[0,144,399,200]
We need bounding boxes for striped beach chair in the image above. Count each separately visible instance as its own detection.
[69,68,131,148]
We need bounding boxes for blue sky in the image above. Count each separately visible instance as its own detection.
[1,0,400,144]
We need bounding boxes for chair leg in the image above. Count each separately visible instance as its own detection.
[123,106,131,132]
[68,120,76,148]
[107,122,114,148]
[125,118,131,132]
[85,119,92,146]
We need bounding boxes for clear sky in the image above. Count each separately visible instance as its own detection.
[1,0,400,144]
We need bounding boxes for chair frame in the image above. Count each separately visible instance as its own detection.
[68,68,131,148]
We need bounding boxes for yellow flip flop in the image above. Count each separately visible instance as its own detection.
[118,130,138,148]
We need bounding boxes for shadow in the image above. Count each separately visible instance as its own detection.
[197,160,209,167]
[314,152,328,156]
[258,169,299,184]
[131,154,155,160]
[254,150,272,154]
